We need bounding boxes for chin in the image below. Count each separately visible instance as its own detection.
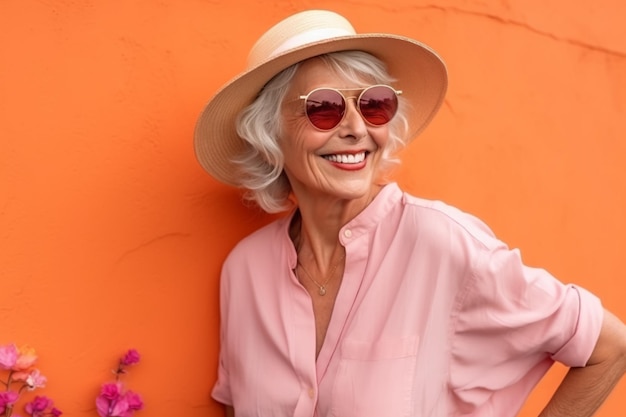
[330,178,378,201]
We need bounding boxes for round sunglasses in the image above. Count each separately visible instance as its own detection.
[297,84,402,131]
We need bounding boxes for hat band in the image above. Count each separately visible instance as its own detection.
[271,27,356,57]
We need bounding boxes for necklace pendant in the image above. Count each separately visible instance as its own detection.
[318,286,327,296]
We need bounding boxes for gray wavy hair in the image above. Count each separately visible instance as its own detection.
[233,51,410,213]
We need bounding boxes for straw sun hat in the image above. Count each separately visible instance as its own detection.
[194,9,448,186]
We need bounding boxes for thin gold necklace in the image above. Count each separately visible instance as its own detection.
[297,254,345,296]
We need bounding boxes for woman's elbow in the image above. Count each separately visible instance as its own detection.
[586,309,626,373]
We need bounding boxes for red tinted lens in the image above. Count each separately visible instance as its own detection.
[304,89,345,130]
[358,85,399,126]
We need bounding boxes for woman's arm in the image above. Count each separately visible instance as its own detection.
[539,309,626,416]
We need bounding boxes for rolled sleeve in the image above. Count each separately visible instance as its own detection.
[450,242,604,412]
[551,285,604,366]
[211,354,232,405]
[211,264,234,407]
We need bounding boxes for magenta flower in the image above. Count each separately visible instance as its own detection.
[120,349,140,367]
[100,382,123,400]
[22,395,61,417]
[110,397,130,417]
[122,391,143,412]
[24,395,53,416]
[0,344,18,369]
[96,394,111,417]
[0,391,19,414]
[96,383,126,417]
[95,395,111,417]
[97,350,143,416]
[97,390,142,417]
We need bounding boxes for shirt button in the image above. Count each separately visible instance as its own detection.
[343,229,352,238]
[308,388,315,398]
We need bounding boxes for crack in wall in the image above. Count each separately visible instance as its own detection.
[115,232,191,265]
[344,1,626,58]
[426,4,626,58]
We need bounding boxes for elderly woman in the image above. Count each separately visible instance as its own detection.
[194,10,626,417]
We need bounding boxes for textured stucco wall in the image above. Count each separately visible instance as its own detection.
[1,1,624,415]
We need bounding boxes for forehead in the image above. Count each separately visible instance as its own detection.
[291,57,373,92]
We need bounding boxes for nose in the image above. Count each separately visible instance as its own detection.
[337,97,368,140]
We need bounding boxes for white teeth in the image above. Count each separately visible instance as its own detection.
[324,152,366,164]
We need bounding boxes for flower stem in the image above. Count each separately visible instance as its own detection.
[18,382,28,394]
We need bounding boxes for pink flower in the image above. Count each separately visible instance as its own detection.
[23,395,61,417]
[0,391,19,414]
[120,349,140,367]
[97,350,143,416]
[13,345,38,371]
[12,368,47,391]
[96,384,143,417]
[123,391,143,412]
[96,383,123,417]
[100,382,123,400]
[0,343,18,369]
[24,395,53,416]
[109,397,130,417]
[26,369,48,390]
[95,396,111,417]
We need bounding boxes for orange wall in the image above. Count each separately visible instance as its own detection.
[1,1,624,416]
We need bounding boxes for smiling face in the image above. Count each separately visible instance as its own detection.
[279,57,391,207]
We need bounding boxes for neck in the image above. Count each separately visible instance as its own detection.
[290,210,342,273]
[289,184,382,270]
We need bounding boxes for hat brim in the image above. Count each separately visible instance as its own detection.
[194,34,448,186]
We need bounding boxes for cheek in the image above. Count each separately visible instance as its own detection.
[280,127,307,161]
[280,110,307,142]
[371,127,391,149]
[281,120,327,158]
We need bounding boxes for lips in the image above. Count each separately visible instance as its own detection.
[322,151,367,164]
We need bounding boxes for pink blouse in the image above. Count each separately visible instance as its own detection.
[212,183,603,417]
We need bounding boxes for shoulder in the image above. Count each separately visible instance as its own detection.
[223,214,291,270]
[399,191,503,252]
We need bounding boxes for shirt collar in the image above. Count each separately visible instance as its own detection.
[281,182,403,265]
[340,182,402,243]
